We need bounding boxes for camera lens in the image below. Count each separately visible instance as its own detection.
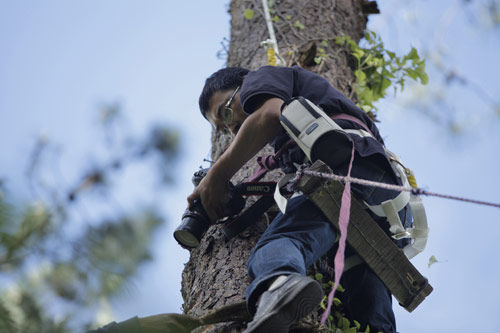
[174,199,211,248]
[173,218,204,248]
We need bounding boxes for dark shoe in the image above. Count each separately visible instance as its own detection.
[244,274,323,333]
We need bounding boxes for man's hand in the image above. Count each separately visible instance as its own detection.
[187,169,230,223]
[187,97,283,223]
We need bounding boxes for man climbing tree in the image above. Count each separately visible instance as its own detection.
[179,1,431,332]
[187,63,413,332]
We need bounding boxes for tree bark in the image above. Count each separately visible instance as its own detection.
[181,1,370,331]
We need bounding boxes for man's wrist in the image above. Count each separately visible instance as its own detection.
[208,160,234,183]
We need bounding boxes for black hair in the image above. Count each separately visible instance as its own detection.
[198,67,250,118]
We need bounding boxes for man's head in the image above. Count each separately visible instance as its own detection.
[199,67,249,134]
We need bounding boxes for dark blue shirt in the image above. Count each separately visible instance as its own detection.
[240,66,389,174]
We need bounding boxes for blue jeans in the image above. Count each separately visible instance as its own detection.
[246,194,398,333]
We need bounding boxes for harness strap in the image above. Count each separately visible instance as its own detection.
[248,139,295,182]
[221,196,276,240]
[330,113,376,138]
[364,157,411,239]
[404,194,429,259]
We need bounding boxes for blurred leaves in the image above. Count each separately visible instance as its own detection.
[0,200,51,270]
[381,0,500,133]
[0,103,180,331]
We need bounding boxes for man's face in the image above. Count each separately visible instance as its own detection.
[206,88,248,135]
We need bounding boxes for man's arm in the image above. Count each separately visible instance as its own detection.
[187,97,283,222]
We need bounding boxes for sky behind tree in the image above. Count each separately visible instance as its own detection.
[1,1,499,332]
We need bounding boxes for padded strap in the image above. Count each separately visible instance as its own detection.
[344,128,373,138]
[273,174,296,214]
[330,113,375,138]
[403,194,429,259]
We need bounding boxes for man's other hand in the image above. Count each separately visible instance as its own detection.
[187,170,230,223]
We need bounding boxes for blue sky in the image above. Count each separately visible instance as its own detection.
[1,1,500,332]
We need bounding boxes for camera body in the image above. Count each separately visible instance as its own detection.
[173,169,245,248]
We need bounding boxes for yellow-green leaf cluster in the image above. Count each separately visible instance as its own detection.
[336,31,428,119]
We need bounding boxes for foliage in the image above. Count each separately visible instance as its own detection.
[314,273,382,333]
[335,31,428,120]
[0,105,180,332]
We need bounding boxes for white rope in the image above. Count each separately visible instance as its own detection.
[261,0,285,66]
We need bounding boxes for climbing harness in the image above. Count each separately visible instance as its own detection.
[278,96,430,322]
[296,160,433,314]
[278,96,430,259]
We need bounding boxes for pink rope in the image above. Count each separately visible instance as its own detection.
[321,143,355,325]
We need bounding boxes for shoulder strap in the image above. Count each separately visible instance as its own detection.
[292,67,299,97]
[330,113,376,138]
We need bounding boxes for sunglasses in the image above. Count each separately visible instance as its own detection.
[219,86,240,128]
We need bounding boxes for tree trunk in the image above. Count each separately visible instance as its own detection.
[181,0,370,331]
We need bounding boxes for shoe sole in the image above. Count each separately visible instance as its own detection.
[245,278,323,333]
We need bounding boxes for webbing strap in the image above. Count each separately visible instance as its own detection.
[273,174,296,213]
[404,194,429,259]
[321,142,355,325]
[344,128,373,138]
[330,113,375,138]
[221,196,276,240]
[364,153,411,241]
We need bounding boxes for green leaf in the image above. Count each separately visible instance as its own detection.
[333,297,342,306]
[354,320,361,329]
[320,295,327,309]
[315,273,323,281]
[243,8,255,19]
[428,255,439,268]
[294,20,305,30]
[285,15,292,20]
[406,47,419,61]
[272,15,279,22]
[321,40,329,47]
[342,317,351,329]
[355,69,366,82]
[352,48,365,61]
[336,283,345,292]
[420,72,429,84]
[405,68,419,81]
[381,78,391,92]
[386,50,396,59]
